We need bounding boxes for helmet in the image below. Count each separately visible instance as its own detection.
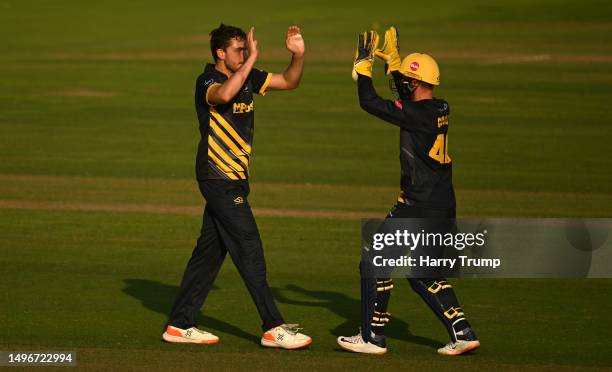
[398,53,440,86]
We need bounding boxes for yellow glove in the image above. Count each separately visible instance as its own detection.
[352,30,379,81]
[374,26,401,75]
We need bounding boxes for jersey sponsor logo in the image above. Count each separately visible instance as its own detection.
[233,101,254,114]
[203,78,215,87]
[410,61,419,71]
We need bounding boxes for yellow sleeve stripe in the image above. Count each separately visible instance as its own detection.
[208,136,245,173]
[210,108,252,153]
[258,73,272,96]
[205,83,222,106]
[209,120,250,166]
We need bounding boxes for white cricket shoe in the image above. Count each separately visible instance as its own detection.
[437,339,480,356]
[337,331,387,355]
[162,325,219,344]
[261,324,312,349]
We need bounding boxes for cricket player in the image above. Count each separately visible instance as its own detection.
[337,28,480,355]
[162,23,311,349]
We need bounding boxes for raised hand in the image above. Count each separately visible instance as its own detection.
[247,26,258,59]
[352,30,379,80]
[285,26,305,57]
[374,26,401,75]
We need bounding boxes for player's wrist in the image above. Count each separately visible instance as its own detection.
[246,51,259,62]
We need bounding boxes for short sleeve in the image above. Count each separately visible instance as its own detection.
[249,68,272,96]
[197,73,222,106]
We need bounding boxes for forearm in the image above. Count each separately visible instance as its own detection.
[357,74,406,126]
[281,54,304,89]
[216,55,257,101]
[357,74,379,108]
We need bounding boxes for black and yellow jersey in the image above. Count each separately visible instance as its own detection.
[357,75,455,210]
[194,64,272,181]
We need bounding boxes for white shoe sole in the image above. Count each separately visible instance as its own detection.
[162,332,219,344]
[337,339,387,355]
[437,340,480,356]
[260,338,312,349]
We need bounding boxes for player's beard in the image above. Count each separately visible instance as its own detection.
[226,60,243,74]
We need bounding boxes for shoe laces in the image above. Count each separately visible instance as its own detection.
[344,331,365,344]
[444,341,457,350]
[281,323,303,335]
[192,327,211,335]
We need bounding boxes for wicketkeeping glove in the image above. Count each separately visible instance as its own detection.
[374,26,401,75]
[352,30,379,81]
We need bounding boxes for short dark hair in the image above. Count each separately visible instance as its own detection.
[209,23,246,62]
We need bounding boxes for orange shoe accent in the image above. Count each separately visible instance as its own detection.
[200,338,220,344]
[263,332,276,342]
[449,341,480,356]
[302,338,313,348]
[166,325,182,337]
[460,341,480,354]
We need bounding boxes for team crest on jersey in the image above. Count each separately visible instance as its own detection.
[233,102,254,114]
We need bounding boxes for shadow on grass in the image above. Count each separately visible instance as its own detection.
[122,278,259,343]
[272,284,441,349]
[123,279,440,349]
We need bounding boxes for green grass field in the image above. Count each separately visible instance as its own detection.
[1,0,612,370]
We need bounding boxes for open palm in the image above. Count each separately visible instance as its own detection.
[285,26,305,56]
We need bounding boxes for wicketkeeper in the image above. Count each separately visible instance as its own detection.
[337,27,480,356]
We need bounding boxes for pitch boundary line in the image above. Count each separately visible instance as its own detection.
[1,173,610,198]
[0,199,382,220]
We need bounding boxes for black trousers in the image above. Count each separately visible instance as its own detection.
[362,203,470,342]
[167,179,284,332]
